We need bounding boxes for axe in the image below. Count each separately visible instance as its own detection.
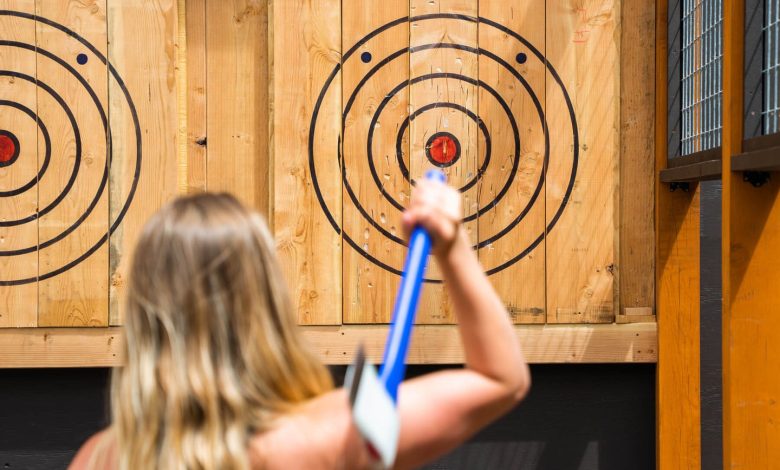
[345,169,446,468]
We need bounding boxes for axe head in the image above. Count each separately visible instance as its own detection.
[345,345,400,469]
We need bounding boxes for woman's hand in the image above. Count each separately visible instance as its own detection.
[401,179,464,257]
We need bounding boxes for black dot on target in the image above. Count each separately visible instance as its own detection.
[76,53,88,65]
[516,52,527,64]
[0,130,20,167]
[360,51,372,63]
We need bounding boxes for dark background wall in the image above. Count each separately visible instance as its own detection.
[0,364,655,470]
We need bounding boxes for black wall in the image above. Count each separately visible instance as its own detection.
[0,364,655,470]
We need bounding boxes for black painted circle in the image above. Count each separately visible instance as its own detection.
[0,12,142,286]
[516,52,527,64]
[308,14,579,280]
[343,50,541,243]
[0,129,20,167]
[0,72,81,227]
[76,53,88,65]
[360,51,372,63]
[0,100,52,196]
[365,71,530,228]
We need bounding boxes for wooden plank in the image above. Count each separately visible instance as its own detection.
[655,0,702,467]
[0,2,38,327]
[0,328,122,368]
[185,0,207,194]
[0,323,657,367]
[107,0,180,325]
[341,0,408,323]
[620,0,655,318]
[615,313,656,324]
[475,1,546,324]
[409,0,478,324]
[36,1,109,327]
[272,0,342,325]
[545,0,619,323]
[206,0,270,214]
[722,0,780,467]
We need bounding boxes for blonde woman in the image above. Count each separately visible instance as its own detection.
[70,180,530,469]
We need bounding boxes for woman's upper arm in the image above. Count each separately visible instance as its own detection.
[393,369,522,469]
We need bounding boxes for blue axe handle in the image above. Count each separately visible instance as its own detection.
[379,169,446,402]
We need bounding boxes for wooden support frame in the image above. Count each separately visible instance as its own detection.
[655,0,702,468]
[722,0,780,466]
[0,324,657,368]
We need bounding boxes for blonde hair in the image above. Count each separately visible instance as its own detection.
[108,193,333,469]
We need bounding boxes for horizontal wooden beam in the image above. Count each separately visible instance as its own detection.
[0,328,123,368]
[0,324,657,368]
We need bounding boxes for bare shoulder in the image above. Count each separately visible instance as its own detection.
[248,388,372,470]
[69,429,116,470]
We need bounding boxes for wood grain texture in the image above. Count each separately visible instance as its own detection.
[410,0,478,324]
[722,1,780,467]
[619,0,655,316]
[36,1,109,327]
[655,0,701,466]
[0,323,656,367]
[0,327,122,367]
[0,0,38,327]
[272,0,342,325]
[206,0,270,214]
[185,0,207,194]
[107,0,180,325]
[477,0,546,324]
[545,0,619,323]
[341,1,409,324]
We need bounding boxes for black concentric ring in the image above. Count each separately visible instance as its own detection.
[308,13,578,280]
[0,11,142,286]
[0,100,52,196]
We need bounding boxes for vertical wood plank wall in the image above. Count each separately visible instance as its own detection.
[655,0,702,468]
[0,0,38,328]
[0,1,655,333]
[722,0,780,467]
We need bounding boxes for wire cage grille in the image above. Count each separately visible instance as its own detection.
[763,0,780,134]
[681,0,723,155]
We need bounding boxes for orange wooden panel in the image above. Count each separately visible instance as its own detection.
[0,2,38,327]
[341,1,409,324]
[409,0,479,324]
[272,0,342,325]
[36,1,109,327]
[722,0,780,467]
[477,0,547,323]
[655,0,701,468]
[545,0,619,324]
[107,0,180,325]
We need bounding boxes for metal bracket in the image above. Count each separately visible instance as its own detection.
[743,171,770,188]
[669,182,691,192]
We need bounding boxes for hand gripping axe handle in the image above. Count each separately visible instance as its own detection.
[345,169,446,468]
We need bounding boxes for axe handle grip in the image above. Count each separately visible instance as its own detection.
[379,169,446,401]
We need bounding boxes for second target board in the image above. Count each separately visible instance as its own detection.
[309,14,578,282]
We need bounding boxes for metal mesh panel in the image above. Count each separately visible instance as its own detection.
[681,0,723,155]
[764,0,780,133]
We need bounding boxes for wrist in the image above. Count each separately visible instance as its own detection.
[435,229,473,269]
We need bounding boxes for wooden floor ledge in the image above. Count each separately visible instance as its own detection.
[0,324,656,368]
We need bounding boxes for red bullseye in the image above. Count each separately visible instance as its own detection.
[425,131,461,168]
[0,131,20,166]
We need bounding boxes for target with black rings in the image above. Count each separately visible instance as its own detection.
[310,14,578,281]
[0,11,141,286]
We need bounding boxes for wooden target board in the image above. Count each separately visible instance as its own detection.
[275,0,620,325]
[0,0,177,328]
[0,0,658,366]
